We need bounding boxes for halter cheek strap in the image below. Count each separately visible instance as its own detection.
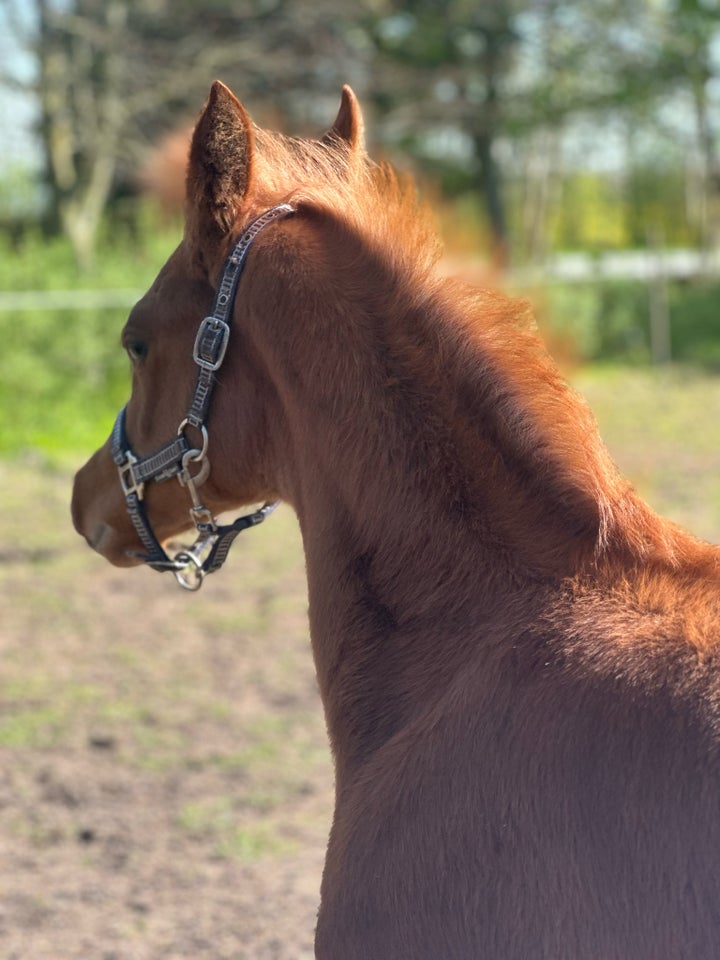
[111,202,295,590]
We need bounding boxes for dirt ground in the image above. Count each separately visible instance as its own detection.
[0,460,331,960]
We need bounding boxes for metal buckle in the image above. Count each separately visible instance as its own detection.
[193,317,230,372]
[117,452,145,500]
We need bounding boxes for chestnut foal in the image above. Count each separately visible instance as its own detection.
[73,83,720,958]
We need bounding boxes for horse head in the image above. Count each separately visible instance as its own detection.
[71,81,365,573]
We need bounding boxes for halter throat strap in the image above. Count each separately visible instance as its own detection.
[111,203,295,589]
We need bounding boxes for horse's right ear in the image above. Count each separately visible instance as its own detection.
[186,81,255,247]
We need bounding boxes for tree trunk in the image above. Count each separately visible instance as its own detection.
[474,130,508,270]
[35,0,126,270]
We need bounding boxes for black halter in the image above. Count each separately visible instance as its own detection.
[111,203,295,590]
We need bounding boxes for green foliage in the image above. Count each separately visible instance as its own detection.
[502,163,701,260]
[669,280,720,366]
[0,215,178,461]
[541,276,720,365]
[0,165,42,220]
[541,280,650,362]
[623,164,699,249]
[548,174,628,251]
[1,199,719,465]
[10,0,720,271]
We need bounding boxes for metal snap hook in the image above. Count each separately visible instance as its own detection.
[168,529,219,590]
[178,453,211,489]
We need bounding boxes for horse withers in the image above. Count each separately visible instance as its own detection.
[72,82,720,958]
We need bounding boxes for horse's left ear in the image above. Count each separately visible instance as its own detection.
[186,81,255,243]
[323,85,365,152]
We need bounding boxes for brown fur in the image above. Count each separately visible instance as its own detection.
[72,82,720,958]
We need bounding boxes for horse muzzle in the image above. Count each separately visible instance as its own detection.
[71,448,144,568]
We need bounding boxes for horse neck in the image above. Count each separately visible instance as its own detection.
[248,215,649,768]
[269,262,614,583]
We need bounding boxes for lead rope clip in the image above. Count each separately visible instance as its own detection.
[171,449,218,589]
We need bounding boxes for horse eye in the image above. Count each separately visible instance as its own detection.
[127,341,148,363]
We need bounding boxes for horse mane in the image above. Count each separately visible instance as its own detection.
[242,126,719,583]
[251,127,440,283]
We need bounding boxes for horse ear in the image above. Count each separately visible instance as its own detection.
[323,85,364,152]
[186,81,255,241]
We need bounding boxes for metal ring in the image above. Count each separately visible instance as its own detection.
[177,419,209,461]
[172,550,206,591]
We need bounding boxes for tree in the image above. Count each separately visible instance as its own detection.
[32,0,129,269]
[366,0,521,267]
[3,0,374,269]
[364,0,720,262]
[657,0,720,249]
[5,0,720,267]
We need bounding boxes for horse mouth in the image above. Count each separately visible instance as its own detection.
[84,521,143,568]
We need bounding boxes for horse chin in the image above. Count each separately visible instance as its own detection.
[83,521,145,568]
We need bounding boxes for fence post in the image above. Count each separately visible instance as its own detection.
[647,229,671,365]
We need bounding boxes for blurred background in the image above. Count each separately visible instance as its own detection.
[2,0,720,457]
[2,3,720,958]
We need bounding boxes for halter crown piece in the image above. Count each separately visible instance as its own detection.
[111,203,295,590]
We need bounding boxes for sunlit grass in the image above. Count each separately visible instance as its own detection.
[574,364,720,544]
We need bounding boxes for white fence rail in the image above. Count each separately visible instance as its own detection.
[1,249,718,315]
[516,248,720,285]
[0,289,141,312]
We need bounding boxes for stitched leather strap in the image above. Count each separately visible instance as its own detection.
[203,502,280,573]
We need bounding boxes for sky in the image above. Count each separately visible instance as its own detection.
[0,1,41,173]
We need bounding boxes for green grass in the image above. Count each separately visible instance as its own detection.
[178,797,296,860]
[0,678,104,749]
[0,705,67,749]
[0,217,178,462]
[574,364,720,542]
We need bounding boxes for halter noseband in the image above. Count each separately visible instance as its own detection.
[111,203,295,591]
